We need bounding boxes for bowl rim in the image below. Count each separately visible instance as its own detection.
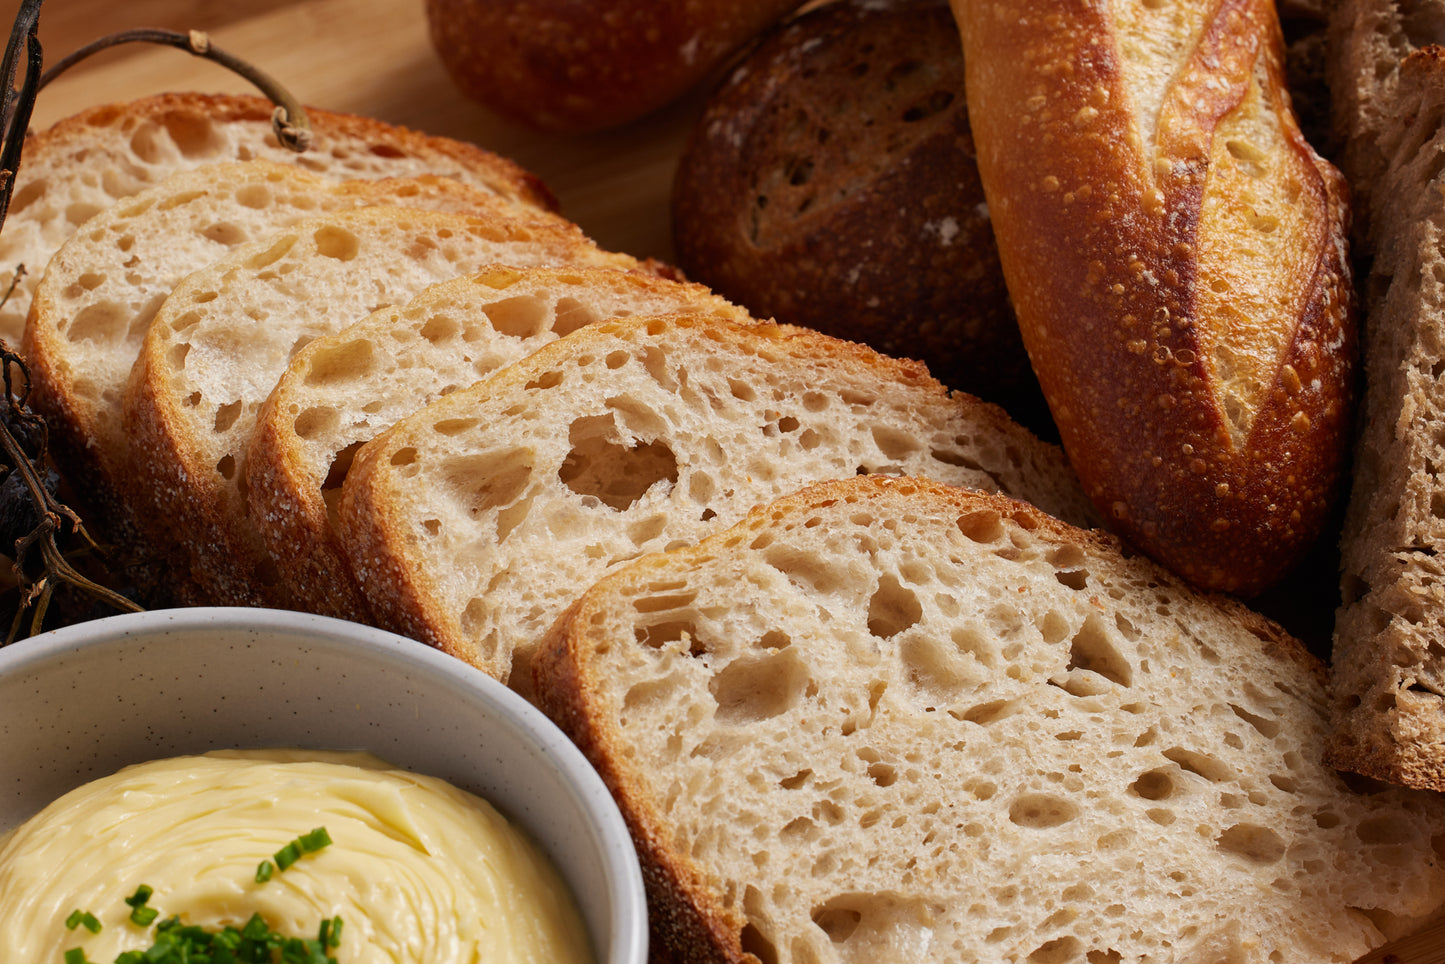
[0,606,648,964]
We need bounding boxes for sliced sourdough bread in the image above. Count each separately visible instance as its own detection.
[123,205,639,608]
[532,474,1445,964]
[24,160,555,577]
[1325,0,1445,788]
[248,264,753,622]
[337,313,1098,693]
[0,91,553,352]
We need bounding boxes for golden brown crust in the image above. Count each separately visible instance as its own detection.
[534,602,751,964]
[955,0,1356,596]
[424,0,806,133]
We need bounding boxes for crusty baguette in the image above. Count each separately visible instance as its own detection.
[0,92,553,353]
[337,312,1098,694]
[23,160,552,584]
[533,474,1445,964]
[247,264,753,622]
[953,0,1356,595]
[123,205,638,608]
[1324,0,1445,789]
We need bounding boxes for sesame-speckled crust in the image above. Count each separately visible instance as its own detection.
[672,0,1039,414]
[424,0,807,133]
[955,0,1356,596]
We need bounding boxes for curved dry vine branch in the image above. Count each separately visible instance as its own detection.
[0,0,314,641]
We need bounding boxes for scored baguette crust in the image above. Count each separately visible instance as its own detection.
[337,312,1098,693]
[0,92,554,352]
[533,474,1445,964]
[246,264,753,623]
[954,0,1356,595]
[23,160,546,580]
[1324,0,1445,789]
[123,205,637,609]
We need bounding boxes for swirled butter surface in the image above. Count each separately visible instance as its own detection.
[0,748,594,963]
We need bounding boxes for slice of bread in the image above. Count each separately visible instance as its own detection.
[532,474,1445,964]
[0,91,554,351]
[247,264,753,622]
[24,160,556,580]
[1324,0,1445,789]
[337,313,1099,694]
[123,205,639,608]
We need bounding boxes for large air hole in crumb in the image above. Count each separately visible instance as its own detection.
[293,406,339,441]
[1229,703,1280,738]
[303,338,376,385]
[956,698,1021,726]
[762,545,858,595]
[1029,937,1083,963]
[1130,767,1177,801]
[558,414,678,510]
[710,648,808,724]
[740,924,778,964]
[481,294,548,338]
[440,449,534,520]
[1162,747,1232,782]
[867,574,921,638]
[1216,823,1286,863]
[957,509,1004,544]
[552,296,602,336]
[809,894,937,956]
[65,301,128,344]
[1009,792,1079,829]
[1058,613,1133,692]
[214,400,243,434]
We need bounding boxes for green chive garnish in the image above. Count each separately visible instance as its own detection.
[64,910,101,933]
[255,859,275,883]
[62,949,90,964]
[273,840,302,871]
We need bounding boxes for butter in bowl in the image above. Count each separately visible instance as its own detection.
[0,607,647,964]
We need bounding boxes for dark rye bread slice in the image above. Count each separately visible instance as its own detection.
[122,205,639,609]
[337,313,1099,696]
[24,160,552,587]
[247,264,753,623]
[533,474,1445,964]
[0,91,554,352]
[1324,0,1445,789]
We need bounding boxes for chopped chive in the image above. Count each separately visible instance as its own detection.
[298,827,332,853]
[129,904,160,927]
[273,840,302,871]
[123,883,154,909]
[62,949,90,964]
[64,909,101,933]
[255,859,275,883]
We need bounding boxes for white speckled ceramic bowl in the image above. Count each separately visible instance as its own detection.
[0,607,647,964]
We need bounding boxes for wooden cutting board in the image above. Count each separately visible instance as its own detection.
[2,0,700,263]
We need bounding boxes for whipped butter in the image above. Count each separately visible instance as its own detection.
[0,749,594,963]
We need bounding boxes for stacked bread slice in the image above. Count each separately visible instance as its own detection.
[1,92,552,353]
[533,475,1445,964]
[13,94,1445,963]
